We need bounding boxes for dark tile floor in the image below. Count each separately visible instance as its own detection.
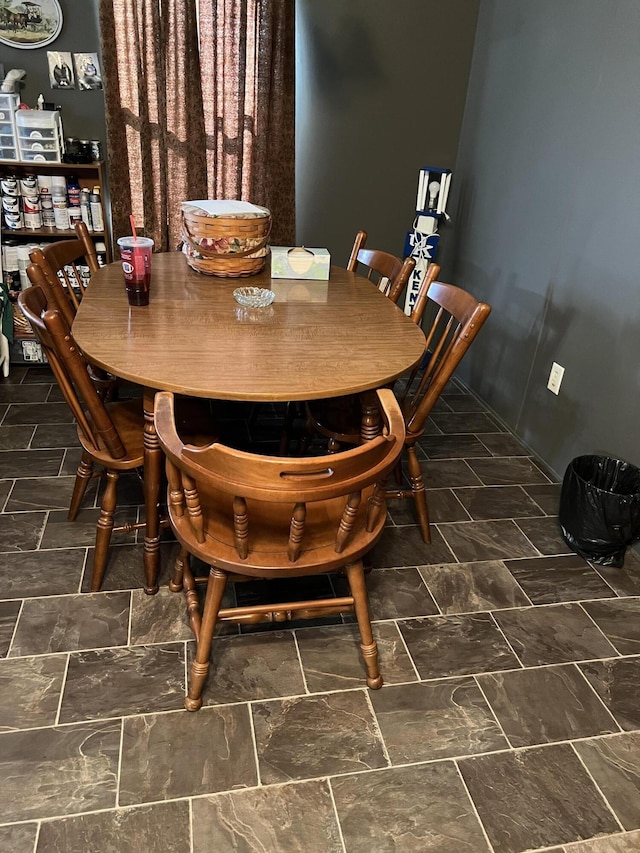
[2,366,640,852]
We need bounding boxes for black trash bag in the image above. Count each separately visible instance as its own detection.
[559,455,640,568]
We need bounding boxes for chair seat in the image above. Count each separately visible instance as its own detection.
[78,398,145,469]
[168,480,385,577]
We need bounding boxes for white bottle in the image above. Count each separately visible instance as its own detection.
[89,186,104,232]
[52,195,70,230]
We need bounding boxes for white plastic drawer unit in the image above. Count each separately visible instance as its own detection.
[16,109,64,163]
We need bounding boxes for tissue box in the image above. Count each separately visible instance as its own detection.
[270,246,330,280]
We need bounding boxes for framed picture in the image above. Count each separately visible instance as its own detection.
[47,50,74,89]
[0,1,63,50]
[73,52,103,91]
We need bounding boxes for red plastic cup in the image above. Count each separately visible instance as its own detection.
[117,236,154,306]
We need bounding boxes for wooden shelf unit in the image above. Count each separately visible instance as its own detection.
[0,159,111,261]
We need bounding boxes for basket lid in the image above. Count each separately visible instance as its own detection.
[181,199,270,219]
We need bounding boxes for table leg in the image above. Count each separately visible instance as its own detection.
[143,387,162,594]
[360,398,382,443]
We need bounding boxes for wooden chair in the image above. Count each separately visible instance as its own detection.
[388,281,491,541]
[27,222,122,401]
[28,221,99,327]
[154,387,405,710]
[301,259,441,453]
[18,284,146,592]
[278,233,419,456]
[347,229,416,304]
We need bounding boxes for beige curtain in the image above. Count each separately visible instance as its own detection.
[100,0,294,250]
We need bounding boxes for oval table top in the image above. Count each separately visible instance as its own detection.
[73,252,426,402]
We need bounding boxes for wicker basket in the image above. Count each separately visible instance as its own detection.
[181,200,271,277]
[12,302,35,338]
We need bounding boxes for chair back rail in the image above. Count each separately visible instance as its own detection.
[345,229,415,304]
[401,280,492,438]
[27,221,99,325]
[18,285,126,459]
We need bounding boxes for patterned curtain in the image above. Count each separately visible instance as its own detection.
[100,0,295,251]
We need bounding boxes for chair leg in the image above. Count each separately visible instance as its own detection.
[68,452,94,521]
[90,470,119,592]
[185,566,228,711]
[406,444,431,543]
[169,546,187,592]
[344,561,382,689]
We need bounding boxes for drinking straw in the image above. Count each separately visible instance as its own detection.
[129,214,138,242]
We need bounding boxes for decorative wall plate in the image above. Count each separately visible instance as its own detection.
[0,0,63,50]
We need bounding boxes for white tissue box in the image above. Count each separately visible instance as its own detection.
[270,246,330,280]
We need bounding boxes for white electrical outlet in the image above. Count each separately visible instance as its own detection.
[547,362,565,395]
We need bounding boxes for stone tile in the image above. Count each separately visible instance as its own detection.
[431,412,504,434]
[419,434,493,459]
[467,456,551,485]
[567,831,640,851]
[334,566,439,620]
[419,560,531,614]
[41,507,132,551]
[387,488,471,525]
[195,630,305,705]
[0,511,47,552]
[0,384,50,404]
[516,515,573,555]
[0,720,120,822]
[6,475,85,512]
[0,654,66,731]
[440,393,487,412]
[0,824,37,853]
[0,549,85,600]
[332,761,490,853]
[0,365,28,384]
[119,705,257,805]
[370,524,455,568]
[477,665,619,747]
[296,622,417,692]
[453,485,545,520]
[576,733,640,831]
[459,743,620,853]
[192,780,343,853]
[0,448,63,478]
[22,366,54,384]
[10,592,130,656]
[438,519,538,562]
[583,599,640,655]
[31,422,81,448]
[505,555,617,604]
[494,604,618,666]
[252,690,387,784]
[593,556,640,597]
[398,613,520,679]
[36,801,191,853]
[0,478,11,510]
[129,583,237,644]
[81,541,178,593]
[3,402,73,425]
[0,600,20,657]
[59,644,185,723]
[420,458,483,488]
[371,677,507,763]
[580,658,640,731]
[0,424,35,450]
[523,482,562,514]
[478,433,531,456]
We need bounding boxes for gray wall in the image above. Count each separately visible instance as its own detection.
[450,0,640,478]
[296,0,479,264]
[0,0,106,144]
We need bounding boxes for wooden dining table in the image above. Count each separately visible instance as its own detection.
[73,251,426,593]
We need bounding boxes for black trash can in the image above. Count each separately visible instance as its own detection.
[559,455,640,567]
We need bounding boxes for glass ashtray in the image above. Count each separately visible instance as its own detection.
[233,286,275,308]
